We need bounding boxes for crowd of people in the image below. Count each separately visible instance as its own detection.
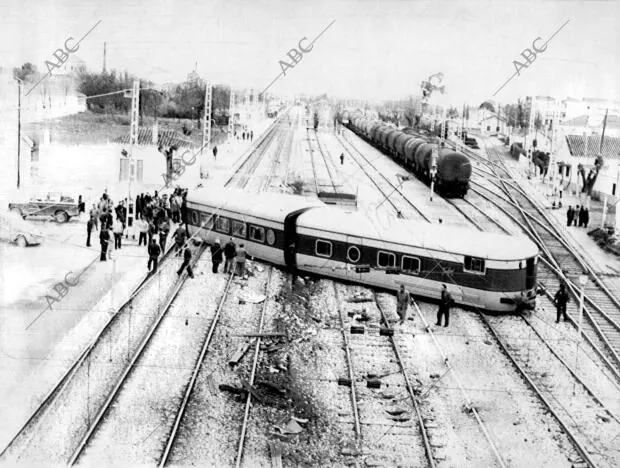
[566,205,590,228]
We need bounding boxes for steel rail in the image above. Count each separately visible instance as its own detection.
[68,245,207,465]
[333,283,362,439]
[158,271,235,466]
[234,267,274,468]
[479,313,598,468]
[373,294,437,468]
[305,128,321,195]
[313,130,340,194]
[0,236,181,460]
[336,132,431,222]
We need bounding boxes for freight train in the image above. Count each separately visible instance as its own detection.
[341,112,471,198]
[186,187,539,312]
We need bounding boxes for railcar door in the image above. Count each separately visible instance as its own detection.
[283,208,316,273]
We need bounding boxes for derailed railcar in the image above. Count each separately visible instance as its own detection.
[186,188,539,312]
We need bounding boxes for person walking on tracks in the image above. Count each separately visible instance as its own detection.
[554,283,570,323]
[573,205,580,226]
[177,245,195,278]
[224,238,236,274]
[99,227,110,261]
[396,284,410,325]
[235,243,247,277]
[159,216,170,253]
[340,152,344,165]
[113,216,123,250]
[174,223,187,256]
[436,284,454,327]
[148,238,161,273]
[211,239,223,273]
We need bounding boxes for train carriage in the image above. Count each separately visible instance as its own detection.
[187,188,538,312]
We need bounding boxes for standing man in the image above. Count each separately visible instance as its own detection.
[148,238,161,273]
[396,284,410,325]
[573,205,580,226]
[90,204,99,230]
[113,216,123,250]
[250,130,254,141]
[177,245,195,278]
[159,216,170,253]
[224,238,236,274]
[340,152,344,165]
[236,243,247,277]
[86,218,94,247]
[137,217,148,247]
[583,207,590,228]
[213,145,218,160]
[436,284,453,327]
[174,223,187,256]
[578,205,586,227]
[566,206,574,227]
[554,283,570,323]
[99,226,110,261]
[211,239,223,273]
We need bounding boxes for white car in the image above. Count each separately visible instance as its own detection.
[0,211,43,247]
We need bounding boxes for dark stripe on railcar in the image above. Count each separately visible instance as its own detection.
[295,233,533,293]
[187,206,535,294]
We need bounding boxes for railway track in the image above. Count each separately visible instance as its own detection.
[335,132,431,222]
[307,129,339,195]
[468,140,620,375]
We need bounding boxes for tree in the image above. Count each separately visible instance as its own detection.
[447,106,459,119]
[13,62,39,82]
[479,101,495,113]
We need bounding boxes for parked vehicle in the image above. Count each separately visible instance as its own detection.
[0,211,43,247]
[9,192,81,223]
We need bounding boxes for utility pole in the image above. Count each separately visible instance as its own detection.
[600,108,608,154]
[128,80,139,211]
[103,42,107,73]
[16,78,22,189]
[201,81,212,178]
[228,88,236,141]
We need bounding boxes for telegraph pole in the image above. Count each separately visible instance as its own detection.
[128,80,139,206]
[228,88,236,142]
[201,81,212,178]
[16,78,22,189]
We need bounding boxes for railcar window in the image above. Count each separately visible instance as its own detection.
[266,229,276,246]
[402,256,421,275]
[215,217,230,234]
[316,240,332,258]
[232,220,246,238]
[464,256,486,274]
[377,251,396,268]
[347,246,361,263]
[201,213,214,229]
[249,225,265,243]
[191,211,198,224]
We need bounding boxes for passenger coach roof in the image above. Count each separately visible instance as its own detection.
[188,187,324,222]
[298,207,538,260]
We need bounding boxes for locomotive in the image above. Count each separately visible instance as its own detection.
[341,112,471,198]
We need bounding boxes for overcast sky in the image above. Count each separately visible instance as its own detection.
[1,0,618,105]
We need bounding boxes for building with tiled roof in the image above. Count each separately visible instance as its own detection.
[565,134,620,159]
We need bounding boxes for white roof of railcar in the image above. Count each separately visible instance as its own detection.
[298,207,538,260]
[187,187,323,222]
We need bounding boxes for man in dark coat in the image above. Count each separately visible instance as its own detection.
[583,207,590,228]
[159,216,170,253]
[436,284,454,327]
[210,239,223,273]
[174,223,187,256]
[86,218,94,247]
[99,228,110,261]
[566,206,574,226]
[578,206,586,227]
[224,238,236,274]
[177,245,195,278]
[213,145,218,159]
[554,283,570,323]
[148,238,161,273]
[573,205,580,226]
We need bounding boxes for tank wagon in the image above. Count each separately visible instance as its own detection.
[339,111,471,198]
